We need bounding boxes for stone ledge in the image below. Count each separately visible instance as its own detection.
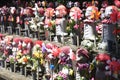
[0,67,32,80]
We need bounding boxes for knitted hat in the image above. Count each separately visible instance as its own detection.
[76,48,89,58]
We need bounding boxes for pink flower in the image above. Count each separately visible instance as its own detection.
[74,24,79,29]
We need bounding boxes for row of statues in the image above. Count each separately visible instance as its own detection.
[0,1,120,80]
[0,3,120,53]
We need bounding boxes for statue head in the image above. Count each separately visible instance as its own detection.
[69,7,82,21]
[104,6,118,23]
[55,5,67,17]
[10,7,16,14]
[44,8,54,18]
[85,6,100,20]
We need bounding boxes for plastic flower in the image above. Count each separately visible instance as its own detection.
[91,9,100,20]
[18,55,30,64]
[32,51,43,59]
[8,55,16,63]
[81,40,94,50]
[74,24,79,29]
[58,71,67,80]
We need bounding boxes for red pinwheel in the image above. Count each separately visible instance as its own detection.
[34,40,43,47]
[76,48,89,58]
[96,53,110,61]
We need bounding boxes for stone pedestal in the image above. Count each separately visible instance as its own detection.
[0,59,5,68]
[83,22,97,40]
[10,63,14,72]
[101,23,116,53]
[20,65,25,75]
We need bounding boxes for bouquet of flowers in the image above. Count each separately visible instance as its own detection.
[66,7,82,35]
[6,55,16,63]
[31,40,44,71]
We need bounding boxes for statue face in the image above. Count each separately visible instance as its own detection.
[55,9,60,17]
[44,8,54,17]
[69,10,74,19]
[10,7,16,14]
[105,6,113,18]
[69,7,82,20]
[85,7,93,18]
[55,5,67,17]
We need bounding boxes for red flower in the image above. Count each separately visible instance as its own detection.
[23,38,33,44]
[110,6,118,23]
[96,53,110,61]
[34,40,43,47]
[74,24,79,29]
[13,37,22,44]
[52,48,61,57]
[109,61,120,72]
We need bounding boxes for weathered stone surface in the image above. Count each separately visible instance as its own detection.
[0,67,32,80]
